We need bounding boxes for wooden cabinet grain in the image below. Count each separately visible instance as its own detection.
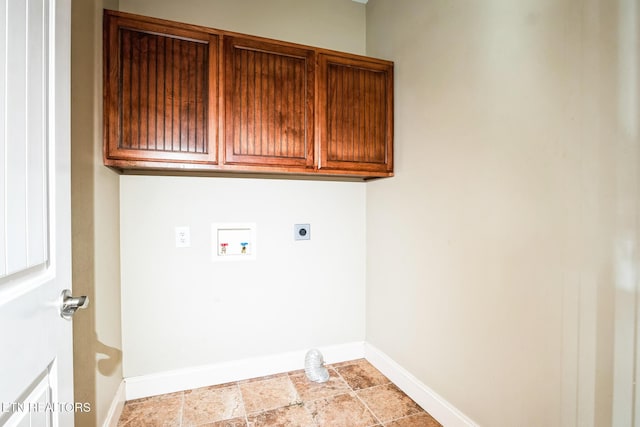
[103,10,394,179]
[103,12,219,168]
[223,37,315,171]
[317,54,393,175]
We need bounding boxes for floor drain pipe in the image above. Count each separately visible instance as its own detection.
[304,349,329,383]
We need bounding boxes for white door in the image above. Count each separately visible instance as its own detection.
[0,0,77,426]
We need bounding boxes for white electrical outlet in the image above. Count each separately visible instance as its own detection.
[175,226,190,248]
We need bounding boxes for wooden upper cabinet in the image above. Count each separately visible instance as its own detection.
[223,37,315,170]
[103,12,219,167]
[317,54,393,175]
[103,10,393,179]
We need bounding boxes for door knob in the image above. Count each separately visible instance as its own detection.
[59,289,89,320]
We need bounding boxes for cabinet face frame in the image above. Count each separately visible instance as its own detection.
[103,10,394,179]
[222,36,315,171]
[103,13,220,165]
[317,54,394,174]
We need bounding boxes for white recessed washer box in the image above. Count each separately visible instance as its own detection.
[211,223,257,262]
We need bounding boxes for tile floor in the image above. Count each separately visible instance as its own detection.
[117,359,442,427]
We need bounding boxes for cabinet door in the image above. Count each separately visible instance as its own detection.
[317,54,393,175]
[223,36,315,170]
[104,14,219,165]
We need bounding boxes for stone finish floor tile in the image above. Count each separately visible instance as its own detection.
[385,412,443,427]
[246,404,315,427]
[304,392,378,427]
[117,358,442,427]
[356,384,423,423]
[289,368,351,401]
[182,384,245,426]
[118,392,183,427]
[202,417,248,427]
[239,375,300,414]
[333,360,390,391]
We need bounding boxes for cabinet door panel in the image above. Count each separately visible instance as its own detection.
[104,16,218,164]
[224,37,314,169]
[318,54,393,174]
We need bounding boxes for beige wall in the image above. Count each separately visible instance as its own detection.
[117,0,367,378]
[118,0,366,55]
[120,176,366,376]
[71,0,122,426]
[366,0,639,426]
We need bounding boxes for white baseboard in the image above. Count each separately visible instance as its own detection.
[125,341,365,400]
[364,343,478,427]
[102,380,126,427]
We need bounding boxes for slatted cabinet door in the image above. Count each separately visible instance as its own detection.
[317,54,393,175]
[104,13,219,165]
[103,11,394,178]
[224,36,315,170]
